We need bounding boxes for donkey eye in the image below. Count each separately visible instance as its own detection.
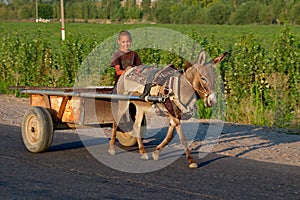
[201,77,207,83]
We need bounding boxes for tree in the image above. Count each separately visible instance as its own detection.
[141,0,151,20]
[270,0,285,20]
[99,0,121,20]
[125,0,141,20]
[19,4,34,19]
[182,0,201,5]
[258,4,273,25]
[199,0,215,8]
[170,4,203,24]
[39,3,53,19]
[204,1,233,24]
[0,4,9,19]
[153,0,177,23]
[230,1,263,24]
[290,1,300,25]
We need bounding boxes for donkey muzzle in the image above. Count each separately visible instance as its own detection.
[205,93,217,107]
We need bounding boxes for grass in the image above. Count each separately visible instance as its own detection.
[1,21,300,51]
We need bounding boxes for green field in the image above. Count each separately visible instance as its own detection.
[1,22,299,130]
[1,22,300,50]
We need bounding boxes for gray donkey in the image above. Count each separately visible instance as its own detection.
[108,50,228,168]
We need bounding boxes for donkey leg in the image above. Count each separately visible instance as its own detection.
[134,109,148,160]
[137,136,149,160]
[152,118,177,161]
[108,99,130,156]
[175,124,198,169]
[108,121,117,156]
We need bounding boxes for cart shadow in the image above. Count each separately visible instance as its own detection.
[48,140,85,152]
[47,129,104,152]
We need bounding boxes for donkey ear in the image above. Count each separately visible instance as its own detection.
[197,50,207,65]
[213,52,228,64]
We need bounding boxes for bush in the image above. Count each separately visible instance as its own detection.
[223,26,300,128]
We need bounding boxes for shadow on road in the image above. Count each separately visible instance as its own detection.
[2,120,299,164]
[49,140,85,152]
[191,121,300,158]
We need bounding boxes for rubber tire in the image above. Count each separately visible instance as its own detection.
[21,106,54,153]
[116,115,146,147]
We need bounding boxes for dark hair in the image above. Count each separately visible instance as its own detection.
[118,30,132,41]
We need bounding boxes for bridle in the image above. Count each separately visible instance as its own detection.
[182,66,210,98]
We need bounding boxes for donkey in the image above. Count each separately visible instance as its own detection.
[108,50,228,168]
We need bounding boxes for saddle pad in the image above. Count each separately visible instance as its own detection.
[152,64,178,86]
[125,65,157,85]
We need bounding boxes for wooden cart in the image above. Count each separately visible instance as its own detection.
[10,86,164,153]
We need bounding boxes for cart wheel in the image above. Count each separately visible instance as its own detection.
[21,106,54,153]
[116,115,146,147]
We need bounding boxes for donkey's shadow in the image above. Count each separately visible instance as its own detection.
[190,122,300,158]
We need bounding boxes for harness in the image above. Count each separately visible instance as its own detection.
[125,65,208,119]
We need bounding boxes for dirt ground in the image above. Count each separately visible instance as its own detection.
[0,94,299,167]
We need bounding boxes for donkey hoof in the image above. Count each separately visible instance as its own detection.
[108,149,115,156]
[189,162,198,169]
[152,150,160,161]
[141,153,149,160]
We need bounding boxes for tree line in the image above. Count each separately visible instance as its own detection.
[0,0,299,25]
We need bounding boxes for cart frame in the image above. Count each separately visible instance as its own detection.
[10,86,164,152]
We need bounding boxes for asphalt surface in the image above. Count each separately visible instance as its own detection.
[1,123,299,200]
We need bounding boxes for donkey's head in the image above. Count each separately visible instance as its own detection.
[184,50,228,107]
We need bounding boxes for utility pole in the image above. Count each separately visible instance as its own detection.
[36,0,38,22]
[60,0,65,40]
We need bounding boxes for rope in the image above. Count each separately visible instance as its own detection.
[183,68,209,97]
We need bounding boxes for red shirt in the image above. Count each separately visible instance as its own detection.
[111,50,142,70]
[111,50,142,82]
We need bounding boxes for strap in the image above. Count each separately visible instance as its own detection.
[139,69,159,99]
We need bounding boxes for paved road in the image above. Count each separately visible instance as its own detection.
[1,123,299,200]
